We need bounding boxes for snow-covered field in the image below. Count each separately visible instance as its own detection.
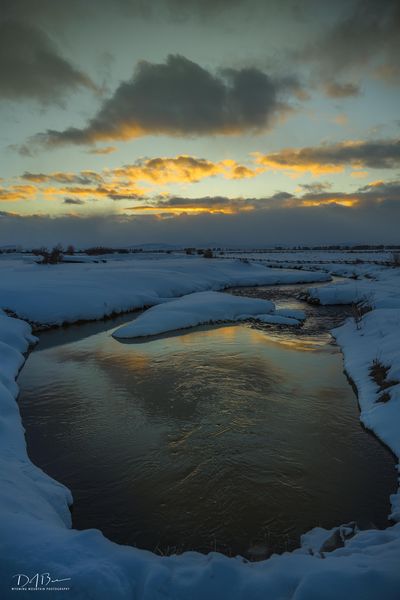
[226,249,398,280]
[226,249,394,265]
[0,253,399,599]
[0,255,329,327]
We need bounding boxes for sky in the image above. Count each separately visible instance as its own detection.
[0,0,399,247]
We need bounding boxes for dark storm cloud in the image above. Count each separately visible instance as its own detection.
[0,20,97,103]
[63,198,86,205]
[27,54,301,149]
[2,0,316,24]
[356,180,400,201]
[87,146,117,155]
[1,196,399,248]
[108,192,145,201]
[2,0,316,25]
[127,191,295,212]
[0,0,226,21]
[302,0,400,87]
[22,171,103,185]
[257,139,400,173]
[299,182,332,193]
[294,179,400,207]
[125,179,400,213]
[128,196,256,211]
[118,0,313,23]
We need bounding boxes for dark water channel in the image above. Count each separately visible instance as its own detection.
[17,282,396,558]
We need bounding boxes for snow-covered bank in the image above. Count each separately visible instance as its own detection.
[0,256,329,327]
[305,269,400,524]
[113,291,305,339]
[334,311,400,499]
[307,268,400,309]
[1,255,400,599]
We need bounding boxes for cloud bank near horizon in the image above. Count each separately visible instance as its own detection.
[1,188,399,248]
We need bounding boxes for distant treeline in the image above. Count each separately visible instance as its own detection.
[223,245,400,252]
[1,246,160,255]
[1,244,400,255]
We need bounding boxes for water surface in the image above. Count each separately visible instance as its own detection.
[17,292,396,558]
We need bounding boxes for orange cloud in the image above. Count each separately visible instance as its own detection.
[17,155,262,206]
[300,197,359,207]
[365,179,385,187]
[254,151,344,175]
[350,170,368,178]
[0,185,38,201]
[126,205,236,215]
[125,195,261,215]
[254,139,400,175]
[111,156,261,185]
[42,184,147,200]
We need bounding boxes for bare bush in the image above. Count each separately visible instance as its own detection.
[40,245,64,264]
[351,296,373,330]
[369,358,398,403]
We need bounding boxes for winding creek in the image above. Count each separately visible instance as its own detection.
[17,282,396,559]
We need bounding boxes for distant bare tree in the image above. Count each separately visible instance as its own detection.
[203,248,214,258]
[85,246,114,255]
[40,244,64,264]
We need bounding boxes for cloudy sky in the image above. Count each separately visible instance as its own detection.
[1,0,399,246]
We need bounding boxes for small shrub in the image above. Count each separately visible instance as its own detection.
[369,358,398,402]
[377,391,391,403]
[203,248,214,259]
[40,244,64,264]
[350,299,372,329]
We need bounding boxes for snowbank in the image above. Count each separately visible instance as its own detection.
[113,291,275,338]
[305,267,400,525]
[307,268,400,309]
[332,309,400,523]
[0,256,330,327]
[113,292,308,339]
[1,255,400,599]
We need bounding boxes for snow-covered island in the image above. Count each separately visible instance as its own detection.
[113,290,304,339]
[1,253,399,599]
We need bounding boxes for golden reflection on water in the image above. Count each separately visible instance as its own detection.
[17,315,397,557]
[108,322,331,361]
